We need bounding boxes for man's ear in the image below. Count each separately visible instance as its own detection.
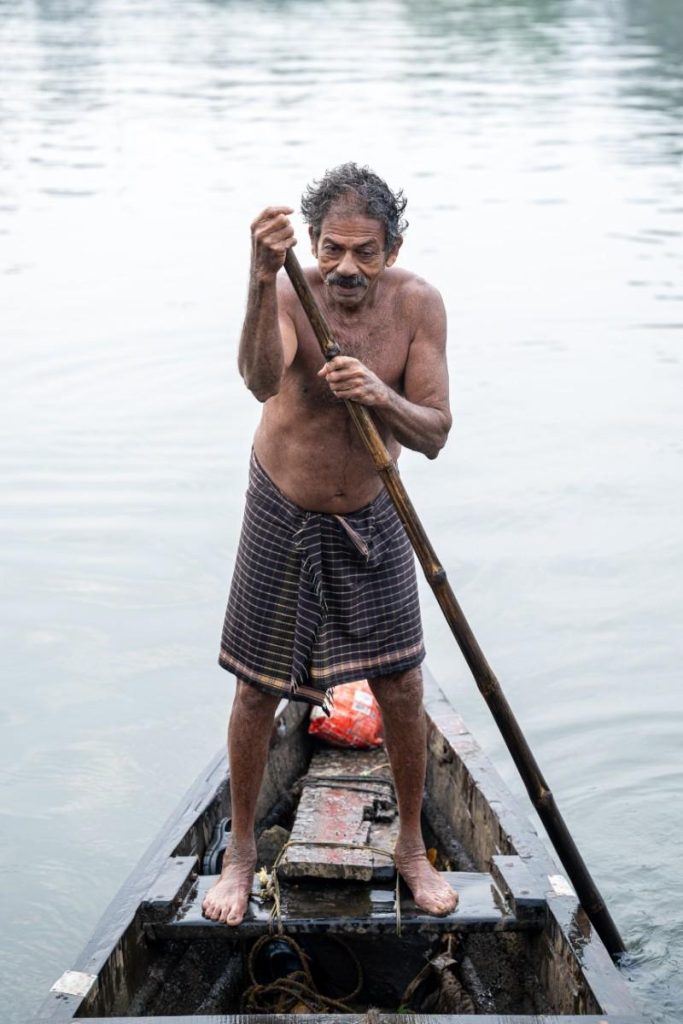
[385,235,403,268]
[309,226,318,257]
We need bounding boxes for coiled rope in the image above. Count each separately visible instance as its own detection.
[241,933,364,1014]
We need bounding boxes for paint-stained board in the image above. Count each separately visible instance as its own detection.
[277,745,398,881]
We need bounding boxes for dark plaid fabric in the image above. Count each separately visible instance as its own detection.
[218,452,425,710]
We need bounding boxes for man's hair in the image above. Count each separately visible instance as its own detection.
[301,163,408,254]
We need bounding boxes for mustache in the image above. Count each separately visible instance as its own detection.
[325,272,369,289]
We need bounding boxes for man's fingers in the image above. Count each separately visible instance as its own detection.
[259,225,296,246]
[318,355,383,407]
[327,368,365,383]
[328,356,357,367]
[251,211,297,271]
[319,356,360,373]
[250,206,294,229]
[268,238,297,254]
[251,212,295,249]
[254,218,294,241]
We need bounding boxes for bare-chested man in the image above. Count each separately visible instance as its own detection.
[203,163,457,926]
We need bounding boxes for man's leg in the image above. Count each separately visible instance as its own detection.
[368,667,458,915]
[202,680,280,925]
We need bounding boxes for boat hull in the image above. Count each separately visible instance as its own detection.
[37,670,644,1022]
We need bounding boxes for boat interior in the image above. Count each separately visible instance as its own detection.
[49,677,639,1022]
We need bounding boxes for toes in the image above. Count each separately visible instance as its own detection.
[201,861,255,926]
[203,901,219,921]
[226,896,249,926]
[433,888,458,913]
[202,886,231,921]
[410,882,459,916]
[216,895,246,926]
[422,898,452,916]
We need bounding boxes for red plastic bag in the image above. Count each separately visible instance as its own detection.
[308,680,383,748]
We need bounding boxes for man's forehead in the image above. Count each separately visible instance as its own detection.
[318,208,385,245]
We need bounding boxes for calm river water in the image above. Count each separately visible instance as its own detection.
[1,0,682,1020]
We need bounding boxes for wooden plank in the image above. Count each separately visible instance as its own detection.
[151,870,545,940]
[490,854,546,924]
[141,856,198,913]
[278,747,398,881]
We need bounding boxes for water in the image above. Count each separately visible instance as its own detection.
[1,0,681,1019]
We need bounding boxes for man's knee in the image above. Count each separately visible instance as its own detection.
[367,666,424,711]
[233,679,280,717]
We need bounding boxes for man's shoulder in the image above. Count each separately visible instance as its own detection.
[275,268,298,307]
[273,267,311,325]
[386,267,444,313]
[276,264,323,309]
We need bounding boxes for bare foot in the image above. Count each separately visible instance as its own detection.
[395,839,459,916]
[201,844,256,926]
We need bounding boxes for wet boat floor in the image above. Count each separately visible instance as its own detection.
[154,869,543,940]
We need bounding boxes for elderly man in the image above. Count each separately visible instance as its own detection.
[203,163,457,926]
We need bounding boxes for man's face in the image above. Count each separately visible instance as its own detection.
[311,204,401,309]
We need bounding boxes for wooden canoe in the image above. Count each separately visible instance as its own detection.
[37,668,645,1023]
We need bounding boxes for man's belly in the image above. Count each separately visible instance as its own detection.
[253,415,395,514]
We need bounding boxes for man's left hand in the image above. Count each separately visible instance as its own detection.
[318,356,389,407]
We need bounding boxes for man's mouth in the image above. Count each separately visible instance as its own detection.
[326,273,368,291]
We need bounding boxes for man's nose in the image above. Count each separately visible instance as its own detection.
[337,250,358,277]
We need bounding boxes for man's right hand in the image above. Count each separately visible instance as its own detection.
[251,207,297,282]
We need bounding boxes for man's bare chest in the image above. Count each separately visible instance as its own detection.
[297,311,411,382]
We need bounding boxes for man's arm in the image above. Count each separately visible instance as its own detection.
[238,207,298,402]
[317,282,451,459]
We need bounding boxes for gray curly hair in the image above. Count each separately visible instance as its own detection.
[301,163,408,254]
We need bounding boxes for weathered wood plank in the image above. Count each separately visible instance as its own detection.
[278,747,398,881]
[490,854,546,924]
[141,856,198,913]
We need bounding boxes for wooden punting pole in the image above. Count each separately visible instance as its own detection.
[283,248,626,960]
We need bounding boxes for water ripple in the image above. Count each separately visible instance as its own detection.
[1,0,682,1021]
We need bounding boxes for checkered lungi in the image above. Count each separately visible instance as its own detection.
[218,452,424,711]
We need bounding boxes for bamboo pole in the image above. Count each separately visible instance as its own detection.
[283,248,626,959]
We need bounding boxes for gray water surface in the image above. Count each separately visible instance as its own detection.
[1,1,682,1020]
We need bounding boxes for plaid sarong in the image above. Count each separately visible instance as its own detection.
[218,452,425,710]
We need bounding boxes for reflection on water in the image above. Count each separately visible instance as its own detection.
[1,1,682,1021]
